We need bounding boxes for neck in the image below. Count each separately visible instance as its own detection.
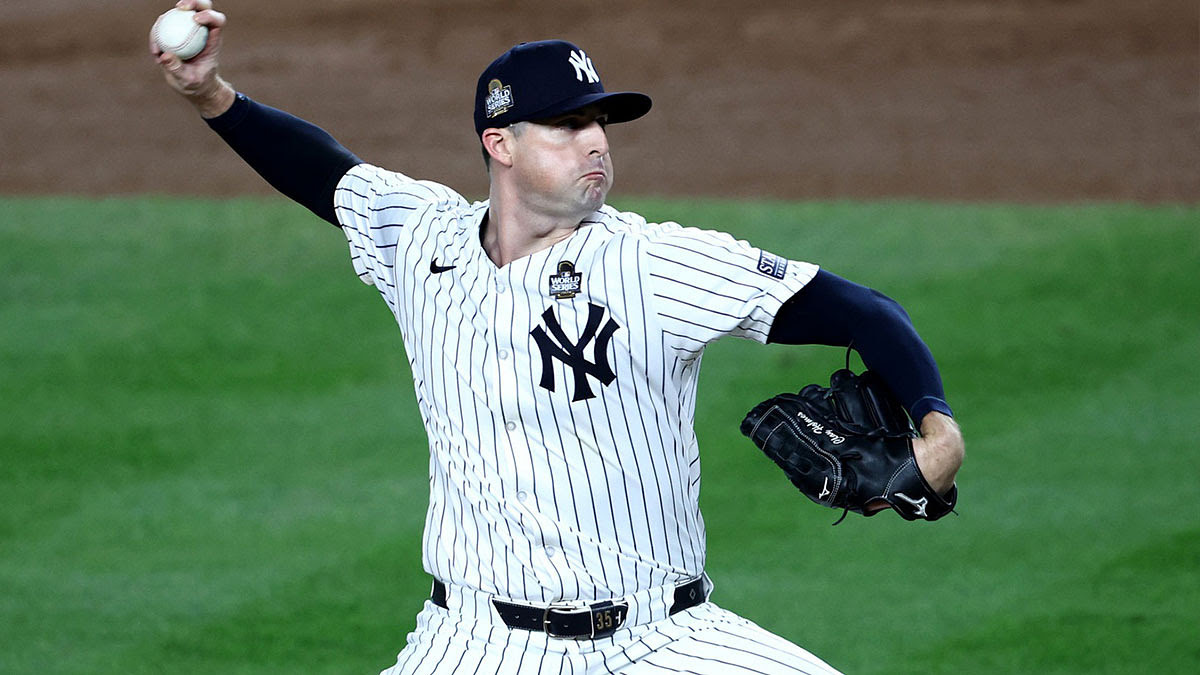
[482,183,592,268]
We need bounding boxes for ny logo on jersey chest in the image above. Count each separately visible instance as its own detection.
[530,303,619,402]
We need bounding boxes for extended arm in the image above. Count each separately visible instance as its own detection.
[203,95,362,225]
[151,0,360,225]
[768,269,963,494]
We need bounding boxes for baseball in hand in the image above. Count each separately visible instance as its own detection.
[152,8,208,61]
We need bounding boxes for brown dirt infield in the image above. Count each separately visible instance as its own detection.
[1,0,1196,203]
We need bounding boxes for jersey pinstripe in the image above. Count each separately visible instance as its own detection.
[334,162,817,604]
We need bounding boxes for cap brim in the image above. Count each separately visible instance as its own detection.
[526,91,652,125]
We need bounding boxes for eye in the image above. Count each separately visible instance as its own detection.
[553,113,607,130]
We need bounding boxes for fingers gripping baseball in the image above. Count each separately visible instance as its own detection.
[151,1,227,102]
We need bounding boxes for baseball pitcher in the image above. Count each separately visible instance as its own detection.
[151,2,964,673]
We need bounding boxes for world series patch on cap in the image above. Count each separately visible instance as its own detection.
[474,40,652,136]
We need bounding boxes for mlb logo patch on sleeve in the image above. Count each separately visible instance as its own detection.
[756,251,788,279]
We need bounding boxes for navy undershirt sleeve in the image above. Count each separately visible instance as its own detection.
[204,93,362,226]
[768,269,954,423]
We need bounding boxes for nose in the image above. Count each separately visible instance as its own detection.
[584,121,609,157]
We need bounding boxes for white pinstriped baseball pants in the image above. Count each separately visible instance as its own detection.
[378,594,842,675]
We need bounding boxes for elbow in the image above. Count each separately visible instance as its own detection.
[863,288,911,327]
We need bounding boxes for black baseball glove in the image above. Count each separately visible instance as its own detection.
[740,368,957,523]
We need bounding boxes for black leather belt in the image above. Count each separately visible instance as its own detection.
[430,576,707,639]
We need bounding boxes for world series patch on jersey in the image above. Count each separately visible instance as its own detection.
[333,163,818,604]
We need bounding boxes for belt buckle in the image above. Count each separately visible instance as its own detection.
[541,601,587,639]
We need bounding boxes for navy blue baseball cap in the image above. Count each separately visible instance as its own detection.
[474,40,652,136]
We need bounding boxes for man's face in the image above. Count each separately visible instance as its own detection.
[508,105,613,220]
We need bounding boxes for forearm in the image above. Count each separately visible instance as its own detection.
[204,93,362,226]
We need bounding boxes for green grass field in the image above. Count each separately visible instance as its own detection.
[2,195,1197,674]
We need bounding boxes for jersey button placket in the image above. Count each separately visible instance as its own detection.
[494,267,542,514]
[493,272,516,406]
[492,269,523,488]
[476,267,497,402]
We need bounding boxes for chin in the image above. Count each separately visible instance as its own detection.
[582,186,609,211]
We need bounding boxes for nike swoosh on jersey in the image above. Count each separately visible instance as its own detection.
[430,259,456,274]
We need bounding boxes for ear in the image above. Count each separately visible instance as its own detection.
[481,128,515,168]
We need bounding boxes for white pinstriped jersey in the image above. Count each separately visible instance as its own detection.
[335,163,817,604]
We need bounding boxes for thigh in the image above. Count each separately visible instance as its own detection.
[616,603,843,675]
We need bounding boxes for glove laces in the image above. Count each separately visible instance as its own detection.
[830,450,862,526]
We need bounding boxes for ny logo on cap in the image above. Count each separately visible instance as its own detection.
[568,50,599,84]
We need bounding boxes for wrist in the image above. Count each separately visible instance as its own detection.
[191,76,237,118]
[914,412,964,495]
[919,410,959,440]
